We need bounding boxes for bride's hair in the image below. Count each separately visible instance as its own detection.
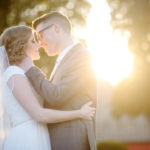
[0,25,32,65]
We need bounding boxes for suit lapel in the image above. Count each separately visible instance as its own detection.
[50,43,82,82]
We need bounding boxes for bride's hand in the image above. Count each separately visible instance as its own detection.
[79,101,95,120]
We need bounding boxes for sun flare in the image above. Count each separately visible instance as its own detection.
[73,0,133,85]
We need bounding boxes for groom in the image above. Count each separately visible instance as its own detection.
[25,12,97,150]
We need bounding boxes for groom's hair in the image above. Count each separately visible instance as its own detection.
[32,12,71,34]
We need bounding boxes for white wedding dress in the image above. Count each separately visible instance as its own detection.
[2,66,51,150]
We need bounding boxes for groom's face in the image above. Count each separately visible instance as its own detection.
[36,22,60,56]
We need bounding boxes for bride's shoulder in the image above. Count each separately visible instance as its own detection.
[6,65,24,72]
[4,65,25,78]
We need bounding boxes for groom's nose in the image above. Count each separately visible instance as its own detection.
[39,41,43,46]
[39,41,46,47]
[38,40,43,46]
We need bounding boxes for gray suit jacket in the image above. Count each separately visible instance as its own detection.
[25,44,97,150]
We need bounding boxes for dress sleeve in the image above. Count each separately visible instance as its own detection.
[4,66,25,83]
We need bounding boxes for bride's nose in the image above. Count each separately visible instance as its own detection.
[35,42,40,48]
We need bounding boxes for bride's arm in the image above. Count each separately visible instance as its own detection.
[7,74,95,123]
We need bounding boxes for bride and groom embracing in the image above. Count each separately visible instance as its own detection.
[0,12,97,150]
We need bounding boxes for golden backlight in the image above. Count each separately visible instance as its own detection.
[73,0,133,85]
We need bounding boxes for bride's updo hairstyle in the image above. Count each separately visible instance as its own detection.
[0,25,32,65]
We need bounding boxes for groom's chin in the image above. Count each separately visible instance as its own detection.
[32,56,40,60]
[47,52,57,56]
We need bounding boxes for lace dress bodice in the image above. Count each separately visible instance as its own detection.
[2,66,32,127]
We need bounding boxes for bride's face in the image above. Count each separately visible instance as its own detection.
[25,34,40,60]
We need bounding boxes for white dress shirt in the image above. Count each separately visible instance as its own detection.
[49,43,77,80]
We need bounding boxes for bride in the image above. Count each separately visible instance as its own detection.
[0,25,95,150]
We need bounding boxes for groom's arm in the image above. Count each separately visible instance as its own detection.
[25,52,97,108]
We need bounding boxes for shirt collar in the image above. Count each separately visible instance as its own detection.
[56,43,77,63]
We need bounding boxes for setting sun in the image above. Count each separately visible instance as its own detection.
[73,0,134,85]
